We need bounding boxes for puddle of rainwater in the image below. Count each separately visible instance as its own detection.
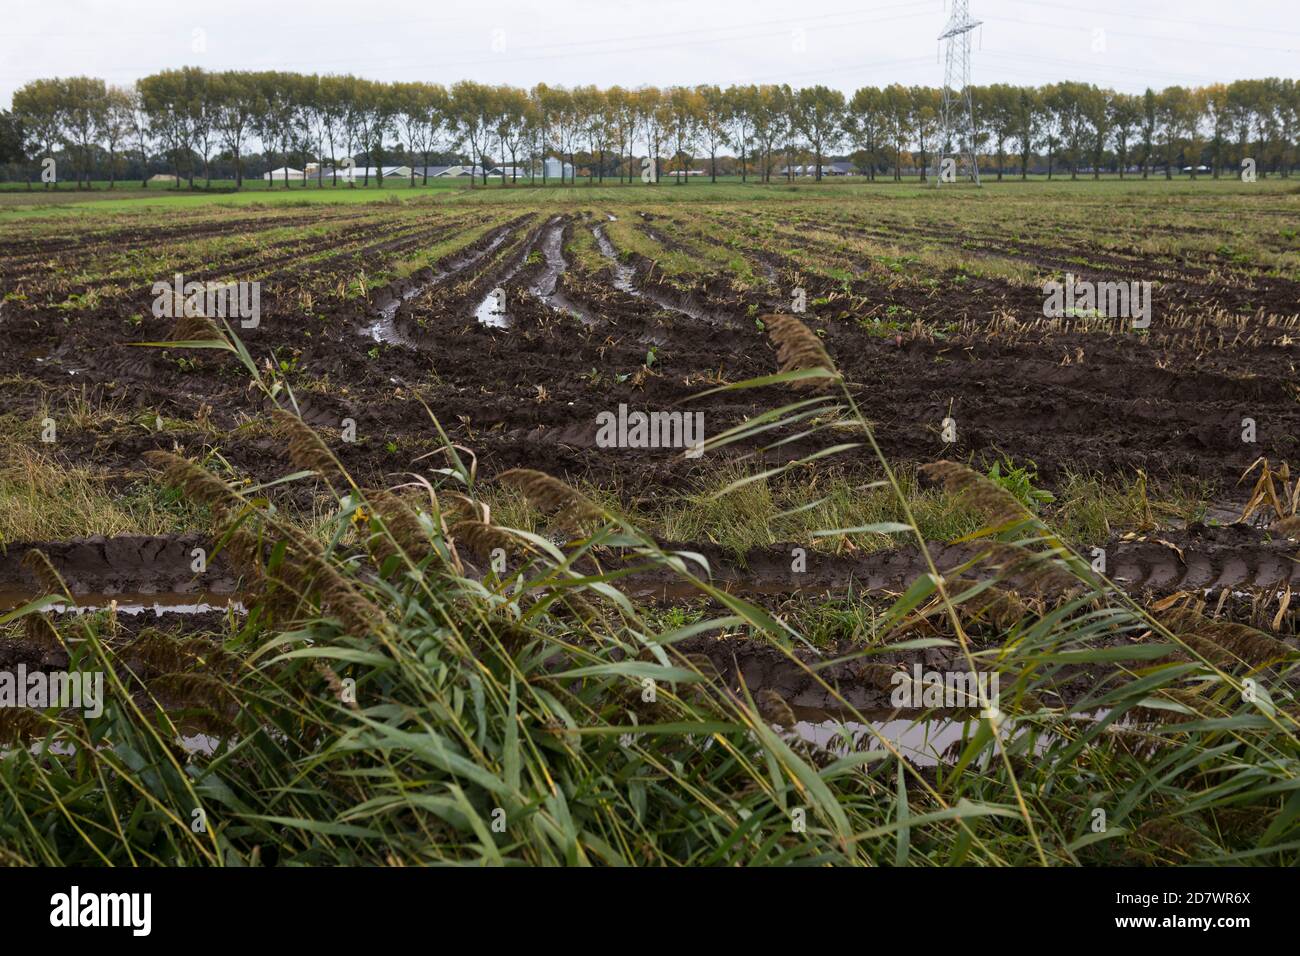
[367,286,425,344]
[792,712,987,767]
[592,224,637,292]
[368,313,401,344]
[5,733,224,762]
[591,222,716,323]
[529,220,567,300]
[180,733,220,755]
[466,229,526,328]
[0,589,244,616]
[474,289,510,328]
[473,218,594,329]
[530,220,592,324]
[453,229,509,268]
[790,708,1113,767]
[367,229,514,343]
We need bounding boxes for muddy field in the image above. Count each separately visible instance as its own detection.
[3,186,1300,649]
[5,194,1300,483]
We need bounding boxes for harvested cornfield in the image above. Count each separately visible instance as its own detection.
[2,180,1299,872]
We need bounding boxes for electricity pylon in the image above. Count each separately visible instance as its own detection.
[931,0,982,187]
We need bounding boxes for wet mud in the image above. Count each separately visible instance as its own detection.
[5,203,1299,502]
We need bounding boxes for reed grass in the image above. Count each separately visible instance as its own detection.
[0,319,1296,866]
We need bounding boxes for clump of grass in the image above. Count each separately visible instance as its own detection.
[1049,470,1211,542]
[480,459,985,560]
[481,459,1204,562]
[563,221,609,273]
[0,446,207,544]
[653,461,984,558]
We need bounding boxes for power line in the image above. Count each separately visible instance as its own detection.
[744,55,936,85]
[980,48,1225,84]
[0,6,938,82]
[981,13,1300,55]
[442,1,940,56]
[1004,0,1300,40]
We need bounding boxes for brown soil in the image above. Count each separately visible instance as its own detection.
[6,205,1297,502]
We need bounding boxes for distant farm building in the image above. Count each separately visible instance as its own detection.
[351,165,414,179]
[778,163,855,177]
[410,165,487,178]
[317,165,414,180]
[542,157,575,179]
[411,165,457,178]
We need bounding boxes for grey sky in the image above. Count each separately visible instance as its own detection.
[2,0,1295,108]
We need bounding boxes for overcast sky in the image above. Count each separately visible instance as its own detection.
[2,0,1295,107]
